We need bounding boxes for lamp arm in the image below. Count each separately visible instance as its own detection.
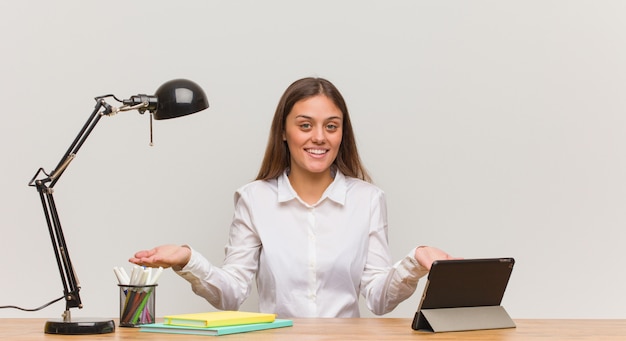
[28,98,114,319]
[49,98,116,187]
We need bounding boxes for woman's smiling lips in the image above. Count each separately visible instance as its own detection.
[305,148,328,157]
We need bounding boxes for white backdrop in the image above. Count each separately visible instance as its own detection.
[1,1,625,320]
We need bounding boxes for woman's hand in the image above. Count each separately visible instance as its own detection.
[129,244,192,270]
[414,246,460,270]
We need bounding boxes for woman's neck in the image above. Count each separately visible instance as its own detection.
[288,168,334,205]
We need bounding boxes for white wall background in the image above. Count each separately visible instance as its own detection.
[1,0,625,320]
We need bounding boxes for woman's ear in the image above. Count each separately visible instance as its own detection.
[282,131,286,141]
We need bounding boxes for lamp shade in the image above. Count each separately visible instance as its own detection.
[153,79,209,120]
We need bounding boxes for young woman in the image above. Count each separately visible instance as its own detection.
[129,77,456,318]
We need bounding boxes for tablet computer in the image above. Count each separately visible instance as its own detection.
[412,257,515,332]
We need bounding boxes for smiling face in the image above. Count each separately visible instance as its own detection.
[283,94,343,180]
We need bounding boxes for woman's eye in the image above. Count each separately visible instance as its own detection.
[300,123,311,129]
[326,124,338,130]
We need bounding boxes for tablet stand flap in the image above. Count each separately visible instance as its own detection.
[415,306,516,333]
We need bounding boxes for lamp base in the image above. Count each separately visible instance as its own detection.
[44,318,115,334]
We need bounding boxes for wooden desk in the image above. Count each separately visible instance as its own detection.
[1,318,625,340]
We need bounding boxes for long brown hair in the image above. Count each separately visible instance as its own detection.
[256,77,371,182]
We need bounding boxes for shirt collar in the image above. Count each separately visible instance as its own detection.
[277,168,347,206]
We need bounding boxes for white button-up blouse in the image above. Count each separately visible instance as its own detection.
[176,170,428,318]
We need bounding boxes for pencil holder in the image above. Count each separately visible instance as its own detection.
[118,284,157,327]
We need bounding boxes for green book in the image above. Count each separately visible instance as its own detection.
[139,319,293,336]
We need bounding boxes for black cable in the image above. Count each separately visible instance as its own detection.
[0,296,64,312]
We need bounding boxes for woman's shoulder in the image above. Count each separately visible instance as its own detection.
[340,172,384,196]
[237,178,278,194]
[233,178,281,205]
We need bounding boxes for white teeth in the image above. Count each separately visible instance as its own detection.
[307,149,327,155]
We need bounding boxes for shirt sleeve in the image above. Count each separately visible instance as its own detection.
[360,190,429,315]
[174,189,261,310]
[382,248,429,312]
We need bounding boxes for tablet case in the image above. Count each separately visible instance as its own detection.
[412,257,516,333]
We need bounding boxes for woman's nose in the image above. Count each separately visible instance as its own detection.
[311,127,326,143]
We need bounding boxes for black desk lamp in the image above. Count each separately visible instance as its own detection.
[27,79,209,334]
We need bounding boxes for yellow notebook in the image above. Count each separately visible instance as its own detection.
[163,311,276,328]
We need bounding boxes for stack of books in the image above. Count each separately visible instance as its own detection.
[139,310,293,336]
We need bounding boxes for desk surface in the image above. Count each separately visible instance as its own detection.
[1,318,625,340]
